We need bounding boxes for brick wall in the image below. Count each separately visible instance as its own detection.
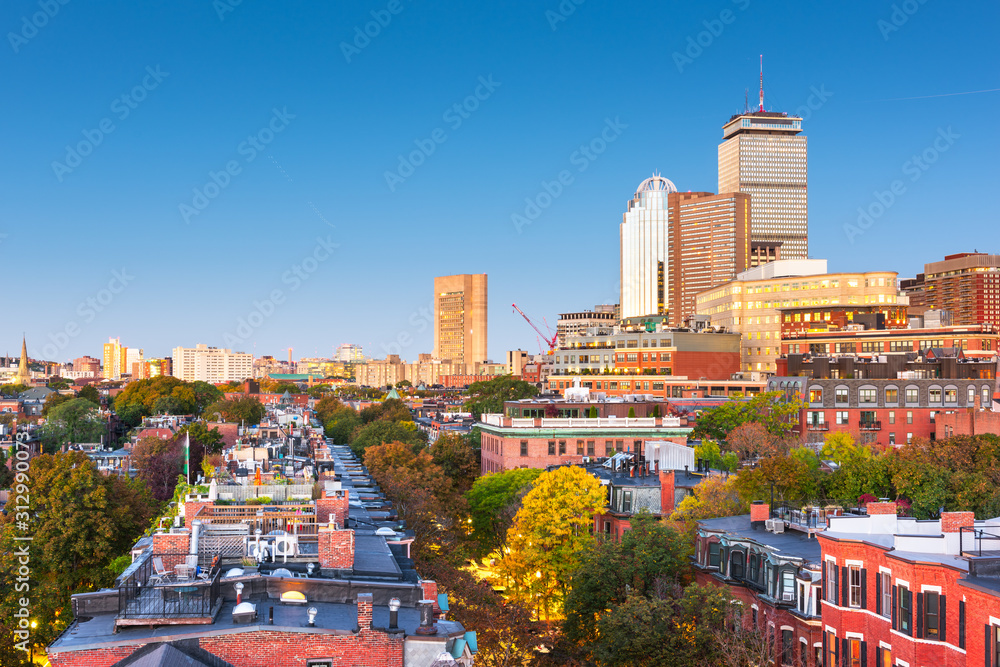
[659,470,675,515]
[316,490,349,528]
[48,645,140,667]
[750,501,769,523]
[940,511,974,533]
[198,627,404,667]
[152,530,190,572]
[317,526,354,570]
[866,502,897,515]
[184,500,212,523]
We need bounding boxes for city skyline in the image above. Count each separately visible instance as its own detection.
[3,2,997,362]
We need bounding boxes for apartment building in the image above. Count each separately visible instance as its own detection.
[171,344,253,383]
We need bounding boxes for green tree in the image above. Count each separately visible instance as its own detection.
[691,390,805,442]
[731,452,820,507]
[0,384,27,397]
[350,419,426,456]
[202,396,266,425]
[77,384,101,405]
[114,376,199,426]
[315,395,345,424]
[178,421,224,454]
[500,466,605,616]
[430,432,479,495]
[564,513,688,647]
[826,450,893,506]
[190,381,224,413]
[39,398,104,453]
[41,391,71,416]
[464,375,539,419]
[465,468,542,558]
[0,453,159,650]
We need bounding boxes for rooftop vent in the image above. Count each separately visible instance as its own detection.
[280,590,308,605]
[232,601,257,624]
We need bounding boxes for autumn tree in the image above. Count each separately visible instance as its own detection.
[202,396,266,425]
[465,468,542,558]
[132,435,184,501]
[500,466,605,616]
[731,451,821,508]
[464,375,539,419]
[0,453,159,651]
[691,390,805,442]
[671,475,746,543]
[429,432,479,496]
[350,419,426,456]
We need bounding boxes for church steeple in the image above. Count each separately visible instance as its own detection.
[15,335,31,385]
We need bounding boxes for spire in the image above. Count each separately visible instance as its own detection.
[759,54,764,112]
[16,335,31,385]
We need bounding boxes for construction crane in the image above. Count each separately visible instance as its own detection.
[512,303,558,354]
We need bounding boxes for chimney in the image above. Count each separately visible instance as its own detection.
[659,470,676,516]
[356,593,373,632]
[750,501,769,529]
[415,599,437,635]
[941,511,975,534]
[866,502,898,516]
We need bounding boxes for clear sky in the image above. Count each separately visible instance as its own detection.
[4,0,998,364]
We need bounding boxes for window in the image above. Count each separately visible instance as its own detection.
[929,387,942,403]
[885,388,898,403]
[782,630,793,665]
[520,441,528,457]
[603,520,611,534]
[815,646,823,667]
[707,541,720,568]
[587,440,595,456]
[905,387,918,403]
[848,638,861,667]
[888,411,895,424]
[899,586,912,634]
[826,631,837,667]
[782,570,795,601]
[751,606,758,626]
[836,411,849,425]
[604,440,613,456]
[879,572,891,617]
[621,490,632,513]
[730,550,745,579]
[548,440,555,455]
[907,411,913,424]
[877,647,892,667]
[836,387,849,403]
[825,561,838,603]
[968,386,976,404]
[924,591,940,638]
[849,565,861,608]
[809,388,822,402]
[558,441,566,455]
[799,640,808,667]
[576,440,584,455]
[860,388,876,403]
[945,388,957,403]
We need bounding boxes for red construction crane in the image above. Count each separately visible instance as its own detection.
[512,303,558,354]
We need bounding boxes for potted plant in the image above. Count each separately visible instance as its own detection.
[240,557,259,575]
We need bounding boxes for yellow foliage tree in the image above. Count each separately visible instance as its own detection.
[499,466,606,618]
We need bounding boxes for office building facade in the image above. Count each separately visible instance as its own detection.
[719,111,808,259]
[433,274,488,365]
[556,305,619,347]
[620,176,676,319]
[171,344,253,383]
[102,337,128,380]
[901,252,1000,327]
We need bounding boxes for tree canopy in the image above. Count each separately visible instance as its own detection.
[690,390,804,442]
[465,468,542,558]
[464,375,539,419]
[113,377,222,426]
[202,396,266,425]
[39,397,104,453]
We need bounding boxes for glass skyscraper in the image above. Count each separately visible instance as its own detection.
[620,175,677,319]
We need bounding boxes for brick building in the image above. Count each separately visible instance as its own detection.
[901,252,1000,328]
[818,502,1000,667]
[47,444,477,667]
[478,395,691,474]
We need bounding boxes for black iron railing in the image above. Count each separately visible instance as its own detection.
[117,554,222,619]
[959,525,1000,557]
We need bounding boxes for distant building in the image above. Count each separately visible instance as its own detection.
[557,305,619,347]
[696,260,903,374]
[15,336,32,385]
[433,273,488,365]
[506,349,528,377]
[901,252,1000,327]
[73,355,101,376]
[172,344,253,383]
[719,110,808,258]
[620,175,677,320]
[334,343,365,363]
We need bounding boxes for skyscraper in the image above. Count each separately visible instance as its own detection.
[901,252,1000,327]
[102,337,128,380]
[719,110,807,258]
[620,176,676,319]
[433,274,488,365]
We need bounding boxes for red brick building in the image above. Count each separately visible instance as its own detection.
[901,252,1000,328]
[818,502,1000,667]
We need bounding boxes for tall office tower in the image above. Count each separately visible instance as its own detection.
[334,343,365,363]
[902,252,1000,327]
[620,176,676,319]
[433,274,488,365]
[102,337,128,380]
[667,191,751,326]
[719,111,807,258]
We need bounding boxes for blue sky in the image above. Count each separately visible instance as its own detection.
[3,0,997,364]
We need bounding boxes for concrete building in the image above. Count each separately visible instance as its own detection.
[668,191,751,326]
[102,337,128,380]
[719,110,808,258]
[556,305,619,347]
[73,355,101,376]
[781,323,998,359]
[506,349,528,377]
[695,260,903,374]
[901,252,1000,327]
[433,273,488,365]
[334,343,365,363]
[171,344,253,383]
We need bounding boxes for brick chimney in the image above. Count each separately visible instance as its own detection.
[356,593,373,632]
[659,470,676,516]
[866,502,897,515]
[941,511,975,533]
[316,489,349,528]
[317,525,354,571]
[750,501,769,529]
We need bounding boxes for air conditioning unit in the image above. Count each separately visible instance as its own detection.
[764,519,775,532]
[581,457,590,463]
[772,521,785,534]
[782,591,795,602]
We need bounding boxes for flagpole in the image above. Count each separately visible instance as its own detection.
[185,432,191,485]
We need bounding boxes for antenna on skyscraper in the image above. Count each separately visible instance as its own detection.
[759,54,764,112]
[744,88,749,114]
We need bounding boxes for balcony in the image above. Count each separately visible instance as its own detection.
[115,552,223,628]
[859,421,882,431]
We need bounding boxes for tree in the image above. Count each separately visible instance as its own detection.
[41,391,71,416]
[202,396,266,425]
[429,432,479,496]
[0,453,159,650]
[350,419,426,456]
[821,432,866,465]
[114,376,199,426]
[178,421,224,454]
[691,390,805,442]
[464,375,539,419]
[0,384,27,397]
[326,410,362,445]
[39,398,104,453]
[465,468,542,558]
[671,475,746,543]
[77,384,101,405]
[132,435,184,501]
[315,396,345,425]
[564,513,688,647]
[47,375,71,391]
[500,466,605,616]
[826,450,893,506]
[727,421,780,463]
[731,452,820,508]
[190,381,223,413]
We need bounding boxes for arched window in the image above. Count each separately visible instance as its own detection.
[730,549,746,580]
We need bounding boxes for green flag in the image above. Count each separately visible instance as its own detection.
[184,432,190,483]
